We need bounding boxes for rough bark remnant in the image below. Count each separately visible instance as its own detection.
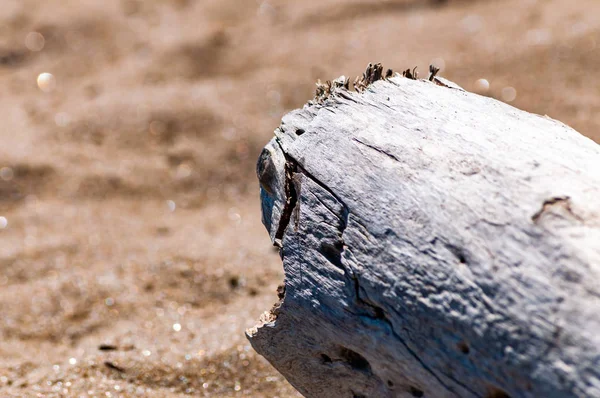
[247,68,600,398]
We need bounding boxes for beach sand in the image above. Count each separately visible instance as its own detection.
[0,0,599,396]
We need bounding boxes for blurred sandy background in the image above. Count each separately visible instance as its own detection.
[0,0,598,396]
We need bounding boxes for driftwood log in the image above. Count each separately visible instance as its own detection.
[246,66,600,398]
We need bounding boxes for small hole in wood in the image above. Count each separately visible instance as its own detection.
[320,240,344,269]
[486,386,510,398]
[445,243,468,265]
[457,341,470,354]
[295,128,305,136]
[339,347,371,372]
[387,380,394,388]
[320,354,332,363]
[408,386,424,397]
[373,306,385,320]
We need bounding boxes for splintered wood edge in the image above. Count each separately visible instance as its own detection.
[312,62,462,104]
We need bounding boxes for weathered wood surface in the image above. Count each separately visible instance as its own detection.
[246,73,600,398]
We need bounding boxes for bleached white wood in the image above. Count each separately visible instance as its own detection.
[247,75,600,398]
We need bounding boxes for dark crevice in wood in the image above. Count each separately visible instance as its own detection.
[444,242,468,265]
[273,152,299,245]
[339,347,372,373]
[320,240,345,270]
[352,137,402,163]
[321,348,371,370]
[409,385,425,397]
[457,341,470,354]
[486,386,511,398]
[350,273,386,320]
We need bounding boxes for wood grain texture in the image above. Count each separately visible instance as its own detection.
[247,75,600,398]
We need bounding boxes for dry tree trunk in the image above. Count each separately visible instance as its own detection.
[246,65,600,398]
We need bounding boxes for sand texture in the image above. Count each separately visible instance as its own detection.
[0,0,599,397]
